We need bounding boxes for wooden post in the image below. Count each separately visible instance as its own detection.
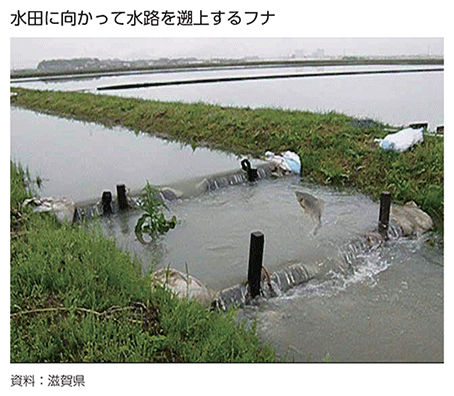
[378,191,391,239]
[116,184,128,210]
[248,231,264,299]
[101,191,113,214]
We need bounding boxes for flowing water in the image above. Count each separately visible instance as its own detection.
[10,65,443,362]
[252,234,443,362]
[99,177,380,286]
[94,175,443,362]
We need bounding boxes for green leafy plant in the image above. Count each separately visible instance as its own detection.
[134,181,177,240]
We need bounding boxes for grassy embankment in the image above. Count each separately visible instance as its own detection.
[11,87,443,230]
[10,86,443,362]
[10,163,276,363]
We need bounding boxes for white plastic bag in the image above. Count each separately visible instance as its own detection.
[264,151,301,174]
[281,151,301,173]
[379,127,424,152]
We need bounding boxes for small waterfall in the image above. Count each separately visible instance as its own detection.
[340,224,403,266]
[331,223,404,278]
[73,198,140,222]
[204,166,272,192]
[73,202,104,221]
[264,263,319,298]
[212,224,405,311]
[73,163,274,221]
[212,262,318,310]
[212,284,249,311]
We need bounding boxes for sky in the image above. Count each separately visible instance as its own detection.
[10,37,444,69]
[7,0,447,69]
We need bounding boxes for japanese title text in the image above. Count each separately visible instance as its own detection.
[11,10,276,27]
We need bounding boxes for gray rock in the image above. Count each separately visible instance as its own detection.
[390,201,433,236]
[151,268,216,307]
[23,197,76,223]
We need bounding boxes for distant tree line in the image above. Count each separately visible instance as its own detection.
[11,56,443,79]
[36,57,208,72]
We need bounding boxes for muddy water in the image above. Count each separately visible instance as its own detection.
[97,175,443,362]
[10,108,245,202]
[100,177,381,290]
[251,234,443,362]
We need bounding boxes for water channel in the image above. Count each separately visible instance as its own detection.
[10,65,443,362]
[11,63,444,129]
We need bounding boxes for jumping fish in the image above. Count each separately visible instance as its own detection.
[295,191,325,234]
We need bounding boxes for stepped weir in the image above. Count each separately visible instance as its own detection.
[212,223,404,311]
[73,162,274,220]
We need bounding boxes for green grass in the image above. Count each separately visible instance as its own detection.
[10,162,276,363]
[10,82,443,361]
[11,87,443,231]
[10,161,34,210]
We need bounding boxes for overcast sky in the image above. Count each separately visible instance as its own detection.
[10,37,444,69]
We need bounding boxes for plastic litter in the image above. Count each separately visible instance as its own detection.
[22,197,76,223]
[377,127,424,152]
[264,150,301,175]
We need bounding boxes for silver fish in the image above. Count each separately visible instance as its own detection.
[295,191,325,234]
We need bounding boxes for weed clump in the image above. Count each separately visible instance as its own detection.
[134,182,177,242]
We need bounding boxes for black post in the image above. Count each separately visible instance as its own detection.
[241,159,258,182]
[101,191,113,214]
[248,231,264,299]
[116,184,128,210]
[378,191,391,239]
[248,168,258,182]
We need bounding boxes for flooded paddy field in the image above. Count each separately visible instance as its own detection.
[10,64,443,362]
